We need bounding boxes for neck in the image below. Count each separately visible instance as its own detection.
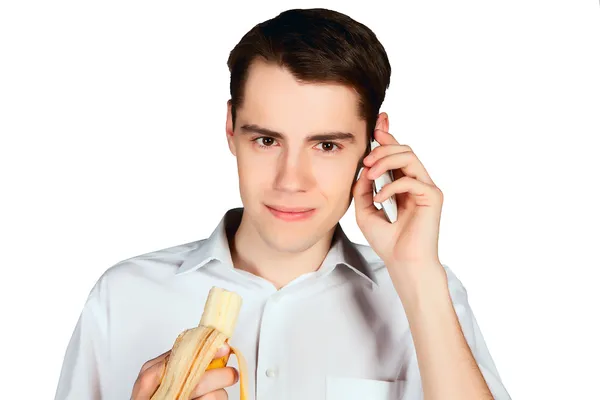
[230,213,335,289]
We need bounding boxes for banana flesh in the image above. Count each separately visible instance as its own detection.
[150,287,248,400]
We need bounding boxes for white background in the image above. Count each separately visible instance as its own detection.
[1,1,599,399]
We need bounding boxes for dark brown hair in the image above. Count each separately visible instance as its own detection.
[226,8,392,143]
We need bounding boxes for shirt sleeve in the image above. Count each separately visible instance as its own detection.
[442,264,512,400]
[54,277,110,400]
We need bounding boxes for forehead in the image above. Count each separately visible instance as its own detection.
[238,59,365,136]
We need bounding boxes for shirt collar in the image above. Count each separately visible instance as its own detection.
[176,207,377,286]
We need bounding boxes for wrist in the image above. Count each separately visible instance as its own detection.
[388,262,449,307]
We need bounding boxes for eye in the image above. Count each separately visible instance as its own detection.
[254,137,277,148]
[316,142,341,153]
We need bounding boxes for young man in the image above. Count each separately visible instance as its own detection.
[55,8,511,400]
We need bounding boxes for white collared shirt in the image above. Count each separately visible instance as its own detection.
[54,207,511,400]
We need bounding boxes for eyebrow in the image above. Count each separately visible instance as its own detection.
[239,124,357,143]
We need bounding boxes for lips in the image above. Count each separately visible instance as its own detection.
[266,205,317,221]
[267,205,314,213]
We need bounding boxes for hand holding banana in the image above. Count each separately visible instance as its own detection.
[131,344,237,400]
[131,287,248,400]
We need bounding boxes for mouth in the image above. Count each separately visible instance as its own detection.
[265,205,316,221]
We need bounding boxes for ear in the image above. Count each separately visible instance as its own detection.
[375,111,389,133]
[226,100,236,156]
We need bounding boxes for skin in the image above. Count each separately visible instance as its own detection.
[225,58,374,289]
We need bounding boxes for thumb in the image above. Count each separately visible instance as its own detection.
[214,343,231,359]
[352,166,378,217]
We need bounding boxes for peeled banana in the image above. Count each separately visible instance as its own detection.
[150,287,248,400]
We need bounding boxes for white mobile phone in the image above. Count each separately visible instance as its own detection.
[370,139,398,223]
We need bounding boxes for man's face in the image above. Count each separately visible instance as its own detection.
[226,59,368,254]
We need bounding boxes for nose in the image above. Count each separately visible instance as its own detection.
[273,151,313,193]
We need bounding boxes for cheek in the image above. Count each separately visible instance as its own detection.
[236,152,272,189]
[315,162,356,196]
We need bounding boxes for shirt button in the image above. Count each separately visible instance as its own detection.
[265,368,277,377]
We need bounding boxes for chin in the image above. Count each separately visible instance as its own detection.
[260,230,319,254]
[252,207,319,249]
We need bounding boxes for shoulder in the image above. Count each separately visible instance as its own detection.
[86,239,207,300]
[113,239,204,274]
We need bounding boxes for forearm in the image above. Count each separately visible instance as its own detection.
[391,263,493,400]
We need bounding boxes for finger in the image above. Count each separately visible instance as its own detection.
[373,176,443,207]
[195,388,228,400]
[213,343,231,359]
[190,367,239,398]
[140,350,171,373]
[363,143,412,167]
[367,151,434,184]
[131,354,170,400]
[373,127,400,146]
[352,166,379,216]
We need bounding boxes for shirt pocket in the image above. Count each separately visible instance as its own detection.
[326,376,406,400]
